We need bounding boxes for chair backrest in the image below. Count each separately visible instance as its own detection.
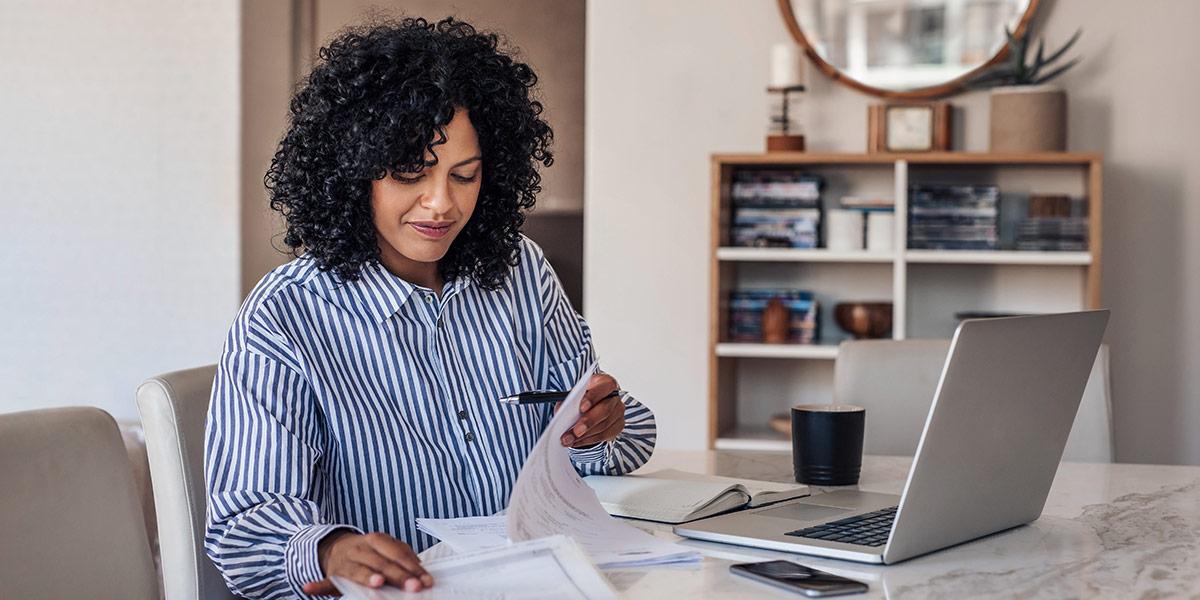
[137,365,237,600]
[1063,345,1114,462]
[0,407,159,599]
[834,339,951,456]
[834,340,1113,462]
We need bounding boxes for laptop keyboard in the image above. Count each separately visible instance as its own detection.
[784,506,898,547]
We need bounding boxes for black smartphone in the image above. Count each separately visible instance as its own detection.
[730,561,869,597]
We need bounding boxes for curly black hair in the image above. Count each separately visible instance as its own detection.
[265,16,554,287]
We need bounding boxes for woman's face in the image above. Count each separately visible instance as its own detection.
[371,108,483,277]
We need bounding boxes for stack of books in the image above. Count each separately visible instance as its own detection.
[1015,194,1088,251]
[1015,220,1088,250]
[730,170,823,248]
[728,289,819,344]
[908,184,999,250]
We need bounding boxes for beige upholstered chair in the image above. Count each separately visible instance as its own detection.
[137,365,238,600]
[1064,344,1114,462]
[833,340,951,457]
[0,407,159,599]
[834,340,1114,462]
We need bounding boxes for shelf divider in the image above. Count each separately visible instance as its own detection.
[716,247,894,263]
[714,425,792,452]
[715,343,839,360]
[894,159,908,340]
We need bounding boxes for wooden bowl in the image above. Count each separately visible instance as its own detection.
[835,302,894,339]
[768,413,791,437]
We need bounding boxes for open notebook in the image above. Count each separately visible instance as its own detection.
[583,469,810,524]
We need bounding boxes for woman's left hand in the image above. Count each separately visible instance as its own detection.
[560,373,625,448]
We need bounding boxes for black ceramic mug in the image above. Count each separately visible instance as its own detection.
[791,404,865,486]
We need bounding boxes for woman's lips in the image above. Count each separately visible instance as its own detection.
[408,221,455,239]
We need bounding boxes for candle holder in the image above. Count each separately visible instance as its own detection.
[767,84,806,152]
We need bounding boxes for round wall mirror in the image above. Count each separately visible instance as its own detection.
[779,0,1039,99]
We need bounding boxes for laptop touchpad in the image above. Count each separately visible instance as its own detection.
[758,503,850,523]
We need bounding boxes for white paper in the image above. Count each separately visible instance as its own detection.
[416,516,509,554]
[332,535,616,600]
[504,362,700,569]
[418,514,698,569]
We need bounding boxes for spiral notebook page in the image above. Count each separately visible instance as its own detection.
[582,477,749,523]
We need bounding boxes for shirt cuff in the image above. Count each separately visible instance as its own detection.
[568,441,610,467]
[284,523,363,598]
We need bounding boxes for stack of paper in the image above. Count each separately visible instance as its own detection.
[417,515,696,569]
[504,361,700,568]
[332,535,616,600]
[417,362,700,570]
[415,516,508,553]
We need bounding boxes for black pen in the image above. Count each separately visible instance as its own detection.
[498,390,568,405]
[498,389,621,406]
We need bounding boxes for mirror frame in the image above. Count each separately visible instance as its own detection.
[777,0,1040,99]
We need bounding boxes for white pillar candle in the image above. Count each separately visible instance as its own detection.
[770,43,805,88]
[826,209,864,251]
[866,212,896,252]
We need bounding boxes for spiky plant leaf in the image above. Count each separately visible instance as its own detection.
[1033,57,1081,85]
[968,25,1083,88]
[1004,26,1028,75]
[1041,29,1083,69]
[1029,38,1047,80]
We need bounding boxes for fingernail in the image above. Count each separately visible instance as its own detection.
[421,574,434,586]
[581,401,590,411]
[369,574,384,587]
[573,424,586,436]
[405,578,421,592]
[561,434,574,445]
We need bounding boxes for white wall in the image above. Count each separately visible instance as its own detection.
[585,1,788,451]
[0,0,241,421]
[586,0,1200,463]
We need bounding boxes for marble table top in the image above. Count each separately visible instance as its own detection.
[609,450,1200,599]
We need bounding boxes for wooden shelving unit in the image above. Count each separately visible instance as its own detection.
[709,152,1102,450]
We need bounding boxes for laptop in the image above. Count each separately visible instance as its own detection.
[675,310,1109,565]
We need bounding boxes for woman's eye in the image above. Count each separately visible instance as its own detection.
[452,172,479,183]
[395,173,424,183]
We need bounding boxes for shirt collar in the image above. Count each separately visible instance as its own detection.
[322,260,471,325]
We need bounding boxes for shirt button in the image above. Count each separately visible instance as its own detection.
[464,432,476,442]
[425,294,434,303]
[457,410,468,420]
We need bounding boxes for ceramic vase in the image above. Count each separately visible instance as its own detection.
[989,84,1067,152]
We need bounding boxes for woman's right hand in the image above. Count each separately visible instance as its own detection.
[302,530,434,596]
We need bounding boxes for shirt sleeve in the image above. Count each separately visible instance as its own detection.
[531,240,657,476]
[204,312,360,600]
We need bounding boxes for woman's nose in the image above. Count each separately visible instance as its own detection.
[421,175,455,214]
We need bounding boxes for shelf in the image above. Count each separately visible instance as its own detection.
[714,425,792,452]
[905,250,1091,266]
[716,248,1089,266]
[713,151,1100,166]
[717,247,895,263]
[716,343,840,359]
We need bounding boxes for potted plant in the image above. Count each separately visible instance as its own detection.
[970,26,1082,152]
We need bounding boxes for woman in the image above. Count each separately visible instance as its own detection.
[204,17,656,599]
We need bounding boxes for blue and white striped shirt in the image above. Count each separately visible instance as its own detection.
[204,237,656,599]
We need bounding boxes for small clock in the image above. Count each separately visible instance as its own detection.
[868,102,952,153]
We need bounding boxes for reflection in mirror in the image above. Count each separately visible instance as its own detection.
[789,0,1033,93]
